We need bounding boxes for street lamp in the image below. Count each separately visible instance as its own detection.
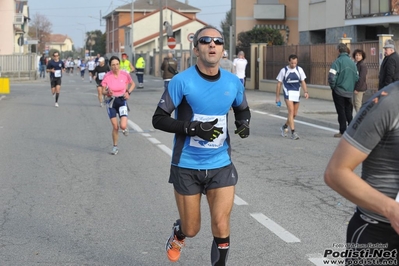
[77,23,87,58]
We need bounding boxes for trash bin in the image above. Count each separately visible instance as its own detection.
[0,78,10,94]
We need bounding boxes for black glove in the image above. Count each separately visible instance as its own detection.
[185,119,223,141]
[234,120,250,138]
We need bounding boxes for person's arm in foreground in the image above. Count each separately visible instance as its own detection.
[324,139,399,233]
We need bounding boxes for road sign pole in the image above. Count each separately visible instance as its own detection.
[189,42,193,67]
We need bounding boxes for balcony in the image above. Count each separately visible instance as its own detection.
[253,4,285,20]
[345,0,397,19]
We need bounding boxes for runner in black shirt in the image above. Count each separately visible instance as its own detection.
[46,51,65,107]
[93,57,110,107]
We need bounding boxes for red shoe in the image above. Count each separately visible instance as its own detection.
[165,219,185,262]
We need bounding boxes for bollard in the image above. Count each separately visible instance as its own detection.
[0,77,10,94]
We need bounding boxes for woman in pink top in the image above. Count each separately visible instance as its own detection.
[101,56,135,155]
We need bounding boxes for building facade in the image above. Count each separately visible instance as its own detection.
[45,34,74,57]
[0,0,30,55]
[235,0,300,45]
[103,0,202,59]
[299,0,399,44]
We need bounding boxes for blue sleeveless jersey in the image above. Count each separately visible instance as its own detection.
[157,66,248,169]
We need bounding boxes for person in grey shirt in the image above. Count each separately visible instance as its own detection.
[324,83,399,264]
[219,51,234,73]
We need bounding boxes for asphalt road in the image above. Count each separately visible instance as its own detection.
[0,73,356,266]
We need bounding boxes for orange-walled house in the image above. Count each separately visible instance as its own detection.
[235,0,299,45]
[103,0,202,57]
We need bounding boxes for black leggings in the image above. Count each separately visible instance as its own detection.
[345,209,399,265]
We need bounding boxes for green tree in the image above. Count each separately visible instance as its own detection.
[237,26,284,48]
[220,10,231,51]
[85,30,106,56]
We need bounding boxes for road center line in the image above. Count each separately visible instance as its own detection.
[252,110,337,132]
[250,212,301,243]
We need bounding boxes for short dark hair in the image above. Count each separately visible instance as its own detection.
[193,25,223,48]
[337,43,348,53]
[352,49,366,61]
[109,55,120,66]
[288,54,298,61]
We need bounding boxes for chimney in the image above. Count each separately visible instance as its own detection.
[185,0,189,3]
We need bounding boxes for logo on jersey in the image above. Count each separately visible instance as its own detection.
[352,91,388,130]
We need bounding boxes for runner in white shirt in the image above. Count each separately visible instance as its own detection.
[87,58,96,83]
[233,51,248,86]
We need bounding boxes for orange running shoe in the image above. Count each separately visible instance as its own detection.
[165,220,185,262]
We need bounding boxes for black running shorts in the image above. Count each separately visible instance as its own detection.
[50,78,61,88]
[169,163,238,195]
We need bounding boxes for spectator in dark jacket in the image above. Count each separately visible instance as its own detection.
[378,39,399,90]
[352,49,368,112]
[161,52,178,91]
[328,43,359,138]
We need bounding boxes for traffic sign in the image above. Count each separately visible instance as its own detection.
[167,37,176,49]
[187,33,194,43]
[17,36,24,46]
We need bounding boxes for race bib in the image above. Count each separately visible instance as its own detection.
[54,70,62,77]
[189,114,227,149]
[119,106,128,116]
[288,90,300,102]
[98,72,105,80]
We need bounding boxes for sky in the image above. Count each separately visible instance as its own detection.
[28,0,231,48]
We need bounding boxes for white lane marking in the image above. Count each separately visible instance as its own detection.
[0,96,5,101]
[250,213,300,243]
[148,137,161,144]
[157,144,172,157]
[128,120,143,132]
[252,110,337,132]
[234,195,248,205]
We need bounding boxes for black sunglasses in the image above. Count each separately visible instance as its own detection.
[198,36,224,46]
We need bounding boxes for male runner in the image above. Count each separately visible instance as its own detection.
[152,25,251,266]
[46,51,65,107]
[87,58,96,83]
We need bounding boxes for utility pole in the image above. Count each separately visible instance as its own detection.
[159,0,163,76]
[131,0,135,62]
[230,0,236,61]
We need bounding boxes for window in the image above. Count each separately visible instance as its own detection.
[352,0,390,16]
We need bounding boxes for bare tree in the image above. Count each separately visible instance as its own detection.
[28,13,52,53]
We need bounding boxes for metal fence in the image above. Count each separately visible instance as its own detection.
[263,42,381,89]
[0,54,38,80]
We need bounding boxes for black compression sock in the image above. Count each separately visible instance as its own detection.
[283,124,288,129]
[55,93,59,102]
[174,223,186,241]
[211,236,230,266]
